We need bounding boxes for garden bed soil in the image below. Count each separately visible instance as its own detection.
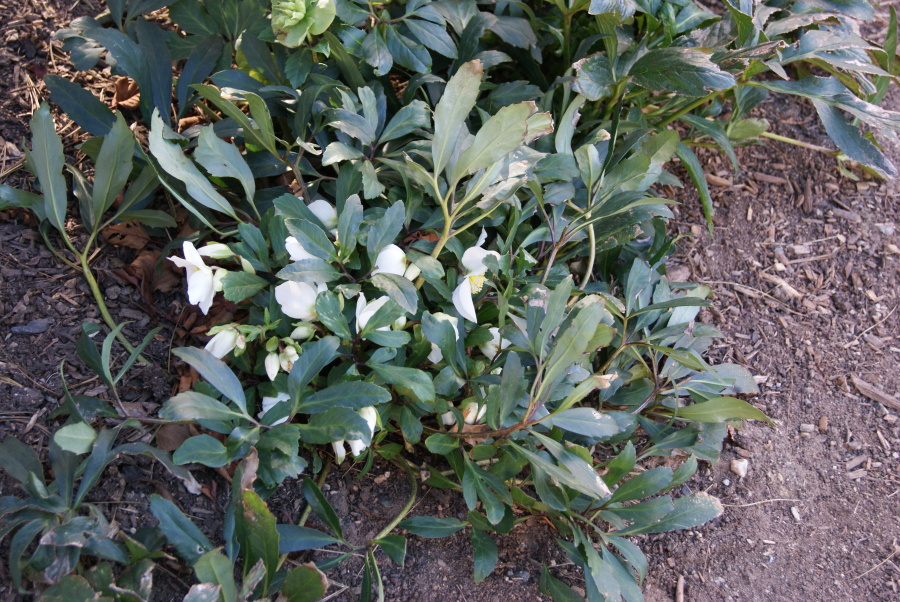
[1,1,899,600]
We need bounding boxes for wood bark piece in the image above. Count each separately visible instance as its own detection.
[850,374,900,411]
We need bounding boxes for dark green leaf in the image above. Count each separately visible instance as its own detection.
[29,103,68,234]
[301,477,344,539]
[398,515,466,538]
[277,525,341,553]
[366,200,405,262]
[573,54,616,101]
[0,437,44,484]
[616,492,723,535]
[159,391,244,423]
[670,396,772,424]
[297,407,371,446]
[315,292,352,340]
[282,563,329,602]
[115,209,176,228]
[237,489,280,592]
[370,364,435,403]
[378,100,430,143]
[371,273,418,314]
[45,75,115,136]
[173,347,247,413]
[675,142,714,235]
[374,535,407,565]
[288,336,340,398]
[630,48,736,96]
[195,125,256,202]
[608,466,673,504]
[194,551,237,602]
[471,528,498,583]
[539,564,584,602]
[220,271,269,303]
[425,433,459,455]
[432,60,483,176]
[297,381,391,414]
[550,408,630,439]
[149,494,213,564]
[812,100,896,177]
[173,435,229,467]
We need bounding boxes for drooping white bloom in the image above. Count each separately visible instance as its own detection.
[285,236,316,262]
[347,406,377,456]
[169,241,221,315]
[356,293,391,332]
[259,392,291,426]
[265,352,280,381]
[452,230,501,322]
[204,326,241,359]
[478,327,511,358]
[275,281,327,321]
[334,406,378,463]
[372,244,408,277]
[308,199,338,232]
[425,312,459,364]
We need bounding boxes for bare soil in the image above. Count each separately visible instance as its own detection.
[1,1,899,601]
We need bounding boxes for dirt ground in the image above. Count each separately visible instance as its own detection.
[1,1,899,601]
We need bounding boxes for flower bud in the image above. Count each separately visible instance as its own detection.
[198,243,233,259]
[290,323,316,340]
[265,352,280,381]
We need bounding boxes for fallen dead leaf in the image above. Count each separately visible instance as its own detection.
[113,77,140,110]
[103,221,150,250]
[155,424,192,452]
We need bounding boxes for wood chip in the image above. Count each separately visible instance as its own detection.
[850,374,900,411]
[846,469,868,480]
[754,172,790,186]
[759,271,803,299]
[830,208,862,223]
[846,455,868,470]
[706,173,733,187]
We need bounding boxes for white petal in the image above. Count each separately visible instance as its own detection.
[432,312,460,340]
[275,281,319,321]
[285,236,315,261]
[462,247,500,275]
[205,329,238,359]
[198,243,232,259]
[358,406,377,435]
[427,343,443,364]
[372,244,407,276]
[475,228,488,248]
[309,199,338,230]
[332,440,347,464]
[347,439,366,457]
[181,241,206,268]
[452,279,478,322]
[187,270,215,315]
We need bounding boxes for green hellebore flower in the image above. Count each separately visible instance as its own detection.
[271,0,336,48]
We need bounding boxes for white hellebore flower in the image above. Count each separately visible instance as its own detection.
[333,406,378,463]
[204,326,242,359]
[259,392,291,426]
[426,312,459,364]
[478,327,511,358]
[275,281,327,321]
[452,230,500,322]
[308,199,338,233]
[169,241,227,315]
[285,236,316,262]
[356,293,391,332]
[265,352,281,381]
[372,244,422,281]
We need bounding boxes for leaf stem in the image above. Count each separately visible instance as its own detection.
[655,91,721,129]
[371,456,417,542]
[760,131,836,154]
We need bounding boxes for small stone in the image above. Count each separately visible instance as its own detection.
[722,478,731,486]
[798,424,816,433]
[10,318,51,334]
[884,414,898,424]
[876,223,896,236]
[790,506,801,522]
[818,416,828,433]
[730,459,749,478]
